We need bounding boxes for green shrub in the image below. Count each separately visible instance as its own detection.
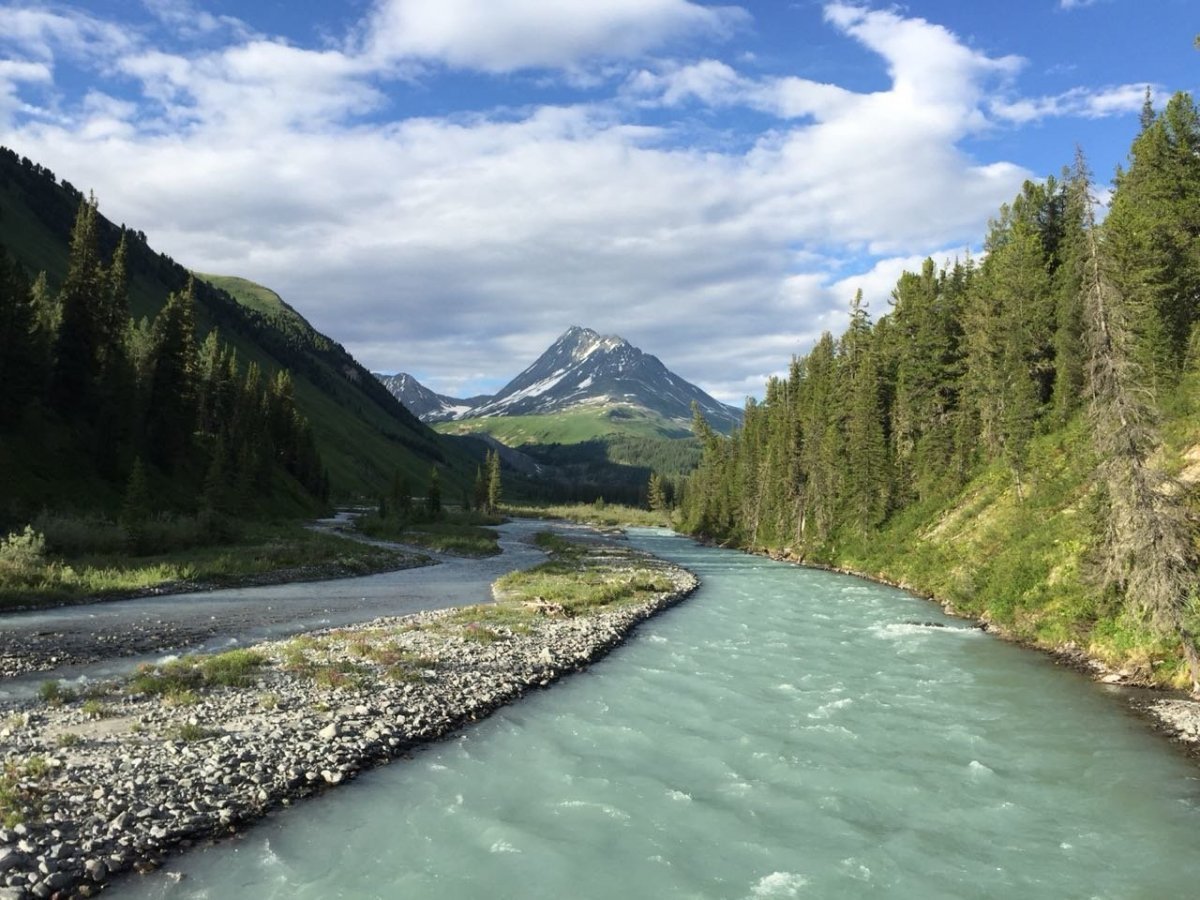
[0,526,46,569]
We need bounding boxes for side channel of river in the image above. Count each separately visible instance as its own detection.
[0,519,554,702]
[118,527,1200,900]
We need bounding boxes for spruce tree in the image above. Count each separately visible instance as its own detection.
[486,449,502,513]
[1081,155,1200,693]
[426,467,442,517]
[145,279,199,471]
[50,195,105,413]
[0,247,42,426]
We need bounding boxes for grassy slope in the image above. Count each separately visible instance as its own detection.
[195,274,479,499]
[435,405,692,445]
[781,395,1200,689]
[0,156,476,505]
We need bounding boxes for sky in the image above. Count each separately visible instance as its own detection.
[0,0,1196,405]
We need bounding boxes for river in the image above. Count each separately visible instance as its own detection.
[0,518,552,702]
[102,528,1200,897]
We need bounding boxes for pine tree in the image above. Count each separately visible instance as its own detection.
[486,449,502,513]
[647,472,667,512]
[145,279,199,470]
[473,466,487,511]
[841,291,888,531]
[50,195,106,413]
[1104,92,1200,390]
[0,246,43,426]
[1080,156,1200,693]
[426,467,442,517]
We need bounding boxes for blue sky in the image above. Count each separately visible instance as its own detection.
[0,0,1195,404]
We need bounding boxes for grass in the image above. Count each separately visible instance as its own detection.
[355,510,502,556]
[752,416,1199,689]
[445,531,677,635]
[505,502,672,529]
[0,521,415,610]
[278,631,430,690]
[434,406,692,444]
[167,722,214,742]
[127,648,268,697]
[0,756,51,827]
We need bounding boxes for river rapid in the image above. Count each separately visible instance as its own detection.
[112,528,1200,898]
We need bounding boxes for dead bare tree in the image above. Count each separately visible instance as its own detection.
[1078,152,1200,693]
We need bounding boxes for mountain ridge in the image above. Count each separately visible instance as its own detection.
[376,325,742,436]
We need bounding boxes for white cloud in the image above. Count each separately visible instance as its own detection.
[992,83,1155,123]
[360,0,747,72]
[0,59,52,125]
[0,1,1143,405]
[141,0,253,42]
[0,7,132,64]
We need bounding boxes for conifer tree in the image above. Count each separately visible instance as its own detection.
[50,195,105,412]
[841,291,888,531]
[120,456,151,551]
[0,247,42,426]
[426,467,442,517]
[647,472,667,512]
[145,279,199,470]
[486,449,502,513]
[1081,154,1200,692]
[1104,92,1200,390]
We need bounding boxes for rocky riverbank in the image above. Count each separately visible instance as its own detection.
[0,553,433,681]
[0,542,698,899]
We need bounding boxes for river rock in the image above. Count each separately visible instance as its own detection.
[0,540,698,898]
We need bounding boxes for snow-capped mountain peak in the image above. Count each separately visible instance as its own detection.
[375,326,742,433]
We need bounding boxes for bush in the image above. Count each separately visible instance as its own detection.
[0,526,47,570]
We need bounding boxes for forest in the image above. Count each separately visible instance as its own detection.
[0,194,329,536]
[679,91,1200,689]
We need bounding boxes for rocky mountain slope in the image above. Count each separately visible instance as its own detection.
[377,326,741,434]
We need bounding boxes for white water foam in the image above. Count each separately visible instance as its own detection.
[750,871,809,897]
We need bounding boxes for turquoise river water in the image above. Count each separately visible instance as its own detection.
[125,528,1200,899]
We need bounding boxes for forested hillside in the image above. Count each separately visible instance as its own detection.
[0,147,472,521]
[680,93,1200,690]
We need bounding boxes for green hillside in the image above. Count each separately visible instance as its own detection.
[679,96,1200,690]
[435,405,691,445]
[0,147,476,507]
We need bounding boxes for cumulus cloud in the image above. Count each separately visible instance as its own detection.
[991,83,1155,123]
[0,1,1148,403]
[361,0,747,73]
[0,7,132,64]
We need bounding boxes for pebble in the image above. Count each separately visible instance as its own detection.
[0,550,698,899]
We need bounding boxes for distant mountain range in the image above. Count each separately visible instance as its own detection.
[376,326,742,435]
[373,372,489,423]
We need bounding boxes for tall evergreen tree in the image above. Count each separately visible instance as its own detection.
[487,449,502,513]
[145,278,199,470]
[1080,156,1200,692]
[0,247,43,426]
[1104,92,1200,390]
[50,195,106,413]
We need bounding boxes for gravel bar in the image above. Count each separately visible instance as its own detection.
[0,547,697,899]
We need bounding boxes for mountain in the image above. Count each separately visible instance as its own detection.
[379,326,742,439]
[0,146,476,507]
[373,373,484,423]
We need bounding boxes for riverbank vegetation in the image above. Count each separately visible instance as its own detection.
[0,522,420,610]
[355,509,503,557]
[504,501,672,529]
[679,92,1200,689]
